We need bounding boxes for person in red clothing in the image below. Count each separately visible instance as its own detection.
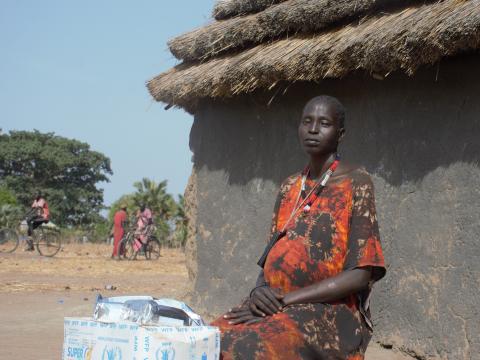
[26,192,50,251]
[111,204,128,259]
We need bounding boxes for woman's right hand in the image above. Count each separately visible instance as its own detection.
[249,286,284,316]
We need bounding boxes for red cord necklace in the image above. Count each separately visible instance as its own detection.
[257,155,340,268]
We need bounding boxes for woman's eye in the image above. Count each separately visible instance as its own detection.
[321,122,330,127]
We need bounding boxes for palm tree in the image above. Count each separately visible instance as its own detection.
[132,178,176,219]
[132,178,177,243]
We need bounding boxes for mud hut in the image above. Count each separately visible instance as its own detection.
[148,1,480,358]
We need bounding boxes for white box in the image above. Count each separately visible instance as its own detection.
[63,317,220,360]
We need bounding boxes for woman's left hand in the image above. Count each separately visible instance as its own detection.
[223,302,263,325]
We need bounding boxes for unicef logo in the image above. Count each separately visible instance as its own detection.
[155,346,175,360]
[101,346,122,360]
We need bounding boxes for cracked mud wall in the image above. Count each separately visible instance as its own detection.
[184,171,198,284]
[185,53,480,359]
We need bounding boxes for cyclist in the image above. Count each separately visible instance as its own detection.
[133,204,153,254]
[26,192,50,251]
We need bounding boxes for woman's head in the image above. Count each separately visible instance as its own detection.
[298,95,345,156]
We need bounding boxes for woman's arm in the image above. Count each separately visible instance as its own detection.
[283,267,371,306]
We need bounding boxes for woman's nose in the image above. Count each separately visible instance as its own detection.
[308,120,320,133]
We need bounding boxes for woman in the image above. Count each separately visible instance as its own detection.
[212,96,386,359]
[111,204,127,259]
[134,204,153,252]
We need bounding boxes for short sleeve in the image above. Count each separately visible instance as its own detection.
[344,173,386,282]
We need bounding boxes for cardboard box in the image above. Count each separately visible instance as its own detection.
[63,317,220,360]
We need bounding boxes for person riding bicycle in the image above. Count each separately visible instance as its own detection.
[25,192,50,251]
[133,204,153,253]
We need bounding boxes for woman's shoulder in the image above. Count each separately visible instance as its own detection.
[334,163,374,187]
[278,172,302,192]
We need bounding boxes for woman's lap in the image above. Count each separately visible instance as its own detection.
[212,303,370,360]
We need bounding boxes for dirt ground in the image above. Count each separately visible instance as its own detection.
[0,243,409,359]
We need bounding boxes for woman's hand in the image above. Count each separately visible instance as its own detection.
[249,286,284,316]
[223,302,262,325]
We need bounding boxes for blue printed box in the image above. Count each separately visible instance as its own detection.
[63,317,220,360]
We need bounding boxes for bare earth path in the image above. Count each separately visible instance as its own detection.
[0,244,409,359]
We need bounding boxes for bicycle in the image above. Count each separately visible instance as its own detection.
[119,223,161,261]
[0,211,62,257]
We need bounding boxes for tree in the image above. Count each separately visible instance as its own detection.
[0,130,112,226]
[0,186,17,206]
[0,186,21,228]
[132,178,177,219]
[173,194,188,248]
[109,178,180,245]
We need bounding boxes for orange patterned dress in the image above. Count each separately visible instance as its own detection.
[212,168,386,359]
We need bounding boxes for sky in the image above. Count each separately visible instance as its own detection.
[0,0,214,206]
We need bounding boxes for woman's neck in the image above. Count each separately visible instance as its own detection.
[308,152,336,179]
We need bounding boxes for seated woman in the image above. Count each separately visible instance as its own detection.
[212,95,386,360]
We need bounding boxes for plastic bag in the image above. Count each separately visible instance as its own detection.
[93,295,205,326]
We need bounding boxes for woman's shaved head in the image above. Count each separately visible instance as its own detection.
[303,95,346,129]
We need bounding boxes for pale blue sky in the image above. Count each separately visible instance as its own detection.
[1,0,214,206]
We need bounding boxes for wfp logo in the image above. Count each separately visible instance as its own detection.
[66,346,92,360]
[101,346,122,360]
[155,346,175,360]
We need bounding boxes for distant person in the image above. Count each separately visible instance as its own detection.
[26,192,50,251]
[111,204,128,259]
[134,204,153,252]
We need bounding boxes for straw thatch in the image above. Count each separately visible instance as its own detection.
[169,0,411,62]
[212,0,287,20]
[148,0,480,112]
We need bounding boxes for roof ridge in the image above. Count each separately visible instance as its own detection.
[212,0,287,20]
[169,0,426,63]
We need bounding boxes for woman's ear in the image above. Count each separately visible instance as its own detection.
[338,127,346,143]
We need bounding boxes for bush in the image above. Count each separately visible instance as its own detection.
[0,204,22,228]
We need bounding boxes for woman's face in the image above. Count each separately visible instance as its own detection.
[298,101,344,156]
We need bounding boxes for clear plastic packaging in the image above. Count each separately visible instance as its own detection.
[93,295,205,326]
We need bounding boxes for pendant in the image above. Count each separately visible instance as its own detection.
[303,204,311,213]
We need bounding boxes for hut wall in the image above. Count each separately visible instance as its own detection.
[185,53,480,359]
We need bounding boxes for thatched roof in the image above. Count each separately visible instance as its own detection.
[148,0,480,112]
[169,0,412,62]
[212,0,287,20]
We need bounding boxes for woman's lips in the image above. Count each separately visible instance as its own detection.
[304,139,321,146]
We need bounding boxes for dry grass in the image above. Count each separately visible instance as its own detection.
[169,0,412,62]
[0,244,188,294]
[149,0,480,112]
[212,0,287,20]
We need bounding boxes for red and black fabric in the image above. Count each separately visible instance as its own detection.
[212,169,386,360]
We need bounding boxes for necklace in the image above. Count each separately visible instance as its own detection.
[257,155,340,268]
[281,155,340,230]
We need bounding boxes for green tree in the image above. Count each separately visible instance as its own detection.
[132,178,177,241]
[0,186,17,206]
[0,130,112,226]
[132,178,177,219]
[109,178,180,245]
[0,186,21,228]
[108,194,136,223]
[173,194,188,247]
